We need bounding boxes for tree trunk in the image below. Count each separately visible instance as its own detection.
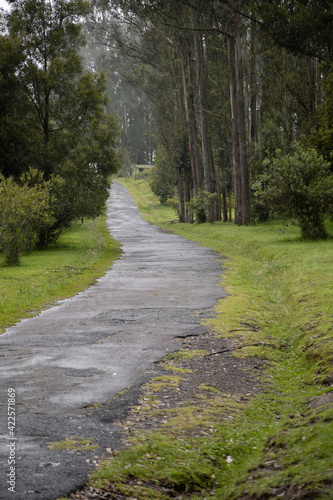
[228,2,251,225]
[184,181,192,222]
[222,186,228,222]
[307,56,317,118]
[192,14,218,222]
[182,44,202,196]
[234,6,250,225]
[177,180,185,222]
[228,33,242,224]
[250,23,258,145]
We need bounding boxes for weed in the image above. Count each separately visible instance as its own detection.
[163,364,193,374]
[165,350,209,360]
[197,384,220,394]
[48,437,99,451]
[148,375,184,392]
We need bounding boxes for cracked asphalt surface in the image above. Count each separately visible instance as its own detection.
[0,181,225,500]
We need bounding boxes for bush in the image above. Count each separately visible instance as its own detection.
[165,197,179,214]
[0,169,54,264]
[250,182,270,223]
[186,189,218,223]
[134,169,151,181]
[258,147,333,238]
[150,147,177,204]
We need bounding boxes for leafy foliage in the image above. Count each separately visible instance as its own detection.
[0,0,121,243]
[255,0,333,62]
[150,146,177,204]
[186,189,218,223]
[41,112,121,243]
[256,147,333,238]
[0,34,39,178]
[310,64,333,162]
[0,169,55,264]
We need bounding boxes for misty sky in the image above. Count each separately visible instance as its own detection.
[0,0,8,10]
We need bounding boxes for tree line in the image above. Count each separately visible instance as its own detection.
[1,1,333,266]
[88,0,333,236]
[0,0,121,264]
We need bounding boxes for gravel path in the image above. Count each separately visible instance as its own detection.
[0,181,225,500]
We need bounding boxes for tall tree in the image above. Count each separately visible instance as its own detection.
[227,3,250,225]
[88,0,332,226]
[0,33,38,178]
[192,9,219,222]
[1,0,121,240]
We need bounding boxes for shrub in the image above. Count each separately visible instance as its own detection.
[258,147,333,238]
[186,189,218,223]
[150,146,177,204]
[134,169,151,181]
[0,169,54,264]
[165,197,179,214]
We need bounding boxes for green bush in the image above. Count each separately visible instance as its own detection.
[186,189,218,223]
[257,147,333,238]
[150,146,177,204]
[0,169,54,265]
[134,169,151,181]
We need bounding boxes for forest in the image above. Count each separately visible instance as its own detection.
[84,0,333,233]
[0,0,333,266]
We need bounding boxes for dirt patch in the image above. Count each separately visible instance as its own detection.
[161,333,264,397]
[308,391,333,410]
[69,330,264,499]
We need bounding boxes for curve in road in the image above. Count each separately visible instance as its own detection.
[0,181,225,500]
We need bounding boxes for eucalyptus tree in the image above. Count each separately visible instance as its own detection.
[243,0,333,224]
[89,0,220,221]
[250,1,333,146]
[105,0,250,223]
[88,0,332,227]
[88,1,191,219]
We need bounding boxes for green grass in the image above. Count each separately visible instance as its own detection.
[85,177,333,499]
[117,177,178,225]
[48,436,99,451]
[0,213,121,333]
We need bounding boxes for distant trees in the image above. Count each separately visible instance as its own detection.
[84,4,157,170]
[88,0,333,235]
[0,0,121,255]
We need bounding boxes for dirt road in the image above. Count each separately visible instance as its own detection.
[0,182,225,500]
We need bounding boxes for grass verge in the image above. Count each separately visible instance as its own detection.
[77,178,333,499]
[0,212,122,333]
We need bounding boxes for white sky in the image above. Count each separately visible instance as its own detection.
[0,0,8,11]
